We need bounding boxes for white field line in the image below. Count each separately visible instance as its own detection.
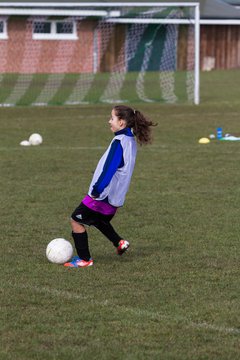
[19,283,240,335]
[0,144,165,151]
[3,145,240,154]
[189,321,240,335]
[1,144,239,155]
[0,146,106,151]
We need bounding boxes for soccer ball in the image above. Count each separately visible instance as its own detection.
[20,140,31,146]
[46,238,73,264]
[29,133,43,146]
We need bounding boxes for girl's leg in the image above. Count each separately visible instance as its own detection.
[94,220,122,248]
[71,219,91,261]
[95,220,129,255]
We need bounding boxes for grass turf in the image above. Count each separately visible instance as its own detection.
[0,71,191,105]
[1,70,240,359]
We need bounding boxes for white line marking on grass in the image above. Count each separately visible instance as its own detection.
[0,145,194,152]
[19,284,240,335]
[0,146,106,151]
[25,285,90,301]
[0,145,166,152]
[189,321,240,335]
[114,307,240,335]
[19,284,110,304]
[32,146,106,150]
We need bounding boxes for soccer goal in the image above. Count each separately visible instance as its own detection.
[0,2,200,106]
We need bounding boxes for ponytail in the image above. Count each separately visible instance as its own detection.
[113,105,157,145]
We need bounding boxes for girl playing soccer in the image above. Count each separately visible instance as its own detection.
[64,105,156,268]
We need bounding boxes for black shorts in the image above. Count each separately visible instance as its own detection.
[71,202,114,227]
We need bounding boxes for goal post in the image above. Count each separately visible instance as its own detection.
[0,2,200,106]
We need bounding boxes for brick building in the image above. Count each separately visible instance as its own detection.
[1,1,240,74]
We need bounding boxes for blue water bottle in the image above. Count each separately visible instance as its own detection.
[217,127,222,139]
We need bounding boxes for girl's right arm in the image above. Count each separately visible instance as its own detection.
[91,139,123,198]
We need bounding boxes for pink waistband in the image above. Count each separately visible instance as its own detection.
[82,195,117,215]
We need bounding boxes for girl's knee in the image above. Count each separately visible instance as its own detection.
[71,219,86,233]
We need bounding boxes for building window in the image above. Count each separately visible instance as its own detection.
[33,20,77,40]
[0,19,8,39]
[56,22,74,34]
[34,22,51,34]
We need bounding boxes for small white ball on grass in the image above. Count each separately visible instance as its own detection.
[20,140,31,146]
[29,133,43,146]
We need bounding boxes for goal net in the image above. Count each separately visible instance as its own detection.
[0,3,200,106]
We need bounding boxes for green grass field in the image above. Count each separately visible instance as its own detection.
[1,70,240,359]
[0,71,193,106]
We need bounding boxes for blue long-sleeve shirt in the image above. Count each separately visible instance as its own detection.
[89,127,137,207]
[91,139,124,197]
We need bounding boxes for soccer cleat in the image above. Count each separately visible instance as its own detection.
[64,256,93,268]
[117,240,130,256]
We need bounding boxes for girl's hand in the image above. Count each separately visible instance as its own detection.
[90,190,99,199]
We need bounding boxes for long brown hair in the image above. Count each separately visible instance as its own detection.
[113,105,157,145]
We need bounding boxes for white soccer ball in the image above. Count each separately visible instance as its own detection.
[29,133,43,146]
[46,238,73,264]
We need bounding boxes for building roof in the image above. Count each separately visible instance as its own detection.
[200,0,240,18]
[223,0,240,5]
[1,1,240,19]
